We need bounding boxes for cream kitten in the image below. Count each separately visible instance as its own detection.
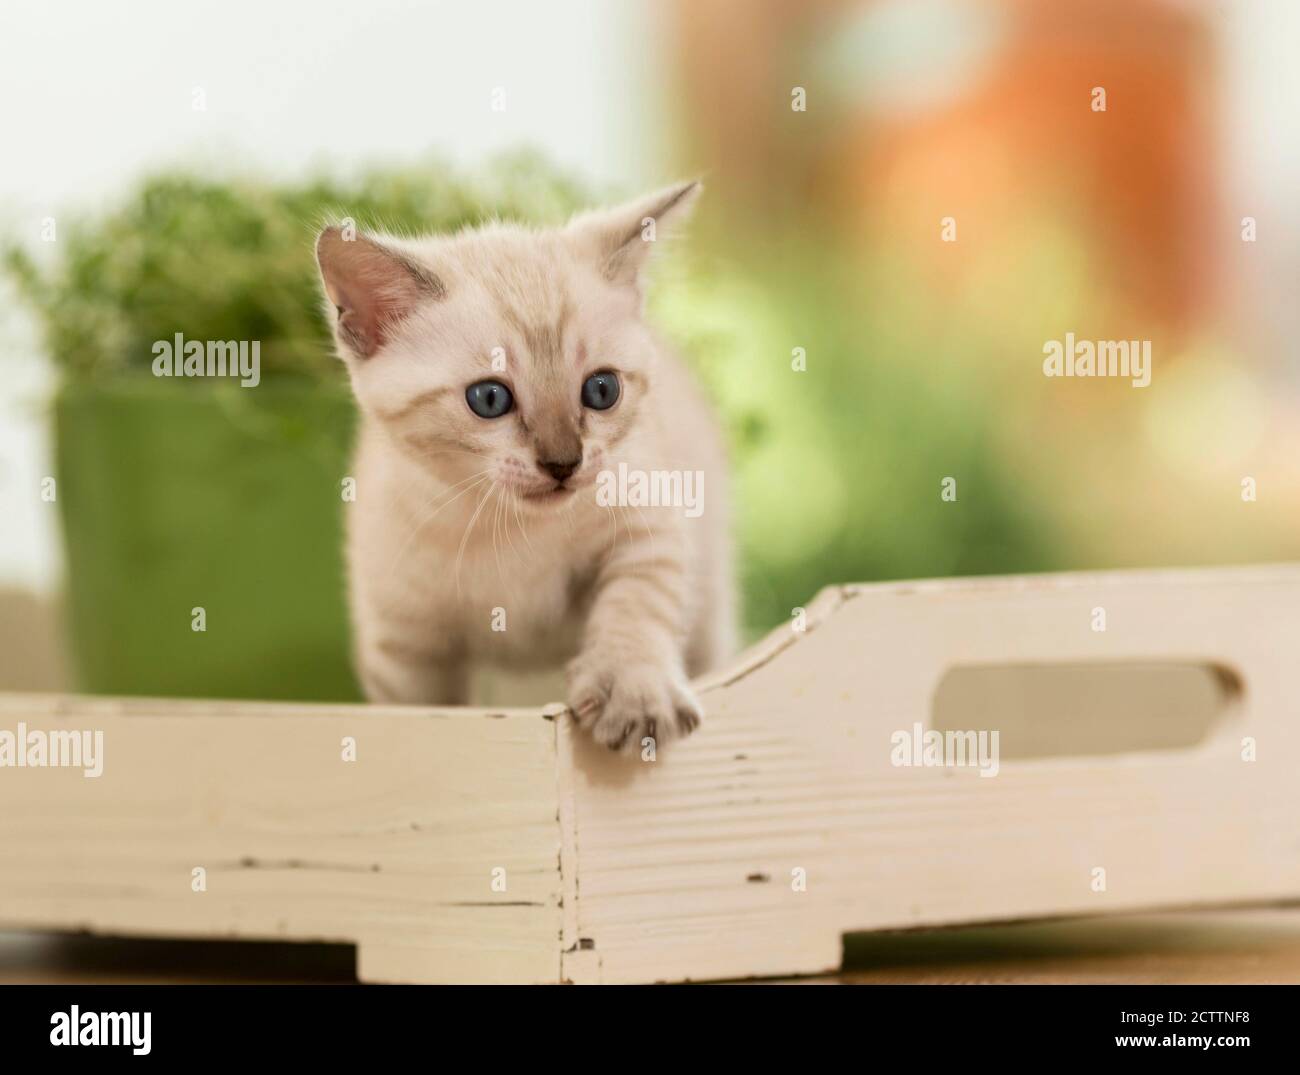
[315,182,736,751]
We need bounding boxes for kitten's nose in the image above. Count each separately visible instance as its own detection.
[538,457,581,483]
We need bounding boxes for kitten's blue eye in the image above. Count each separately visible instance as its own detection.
[466,380,513,419]
[581,371,620,411]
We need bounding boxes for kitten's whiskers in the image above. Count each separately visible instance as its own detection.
[384,469,492,581]
[454,480,499,596]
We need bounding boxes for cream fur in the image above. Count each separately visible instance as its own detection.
[316,183,736,751]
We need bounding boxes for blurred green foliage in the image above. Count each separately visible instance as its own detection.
[4,151,593,381]
[654,233,1064,629]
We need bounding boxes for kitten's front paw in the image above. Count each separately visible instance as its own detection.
[566,656,702,753]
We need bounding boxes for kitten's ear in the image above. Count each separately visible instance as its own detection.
[567,181,701,291]
[315,227,445,359]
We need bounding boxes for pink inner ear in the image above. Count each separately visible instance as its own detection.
[317,229,440,358]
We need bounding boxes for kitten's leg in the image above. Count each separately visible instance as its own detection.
[567,536,702,752]
[356,633,468,705]
[686,568,738,677]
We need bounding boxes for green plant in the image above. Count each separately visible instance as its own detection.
[1,153,598,702]
[4,150,593,383]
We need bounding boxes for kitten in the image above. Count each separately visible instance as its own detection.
[315,182,736,751]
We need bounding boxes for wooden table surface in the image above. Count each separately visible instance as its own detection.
[3,906,1298,984]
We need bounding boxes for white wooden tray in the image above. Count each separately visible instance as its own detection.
[1,565,1295,983]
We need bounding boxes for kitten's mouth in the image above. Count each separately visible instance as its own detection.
[520,483,575,503]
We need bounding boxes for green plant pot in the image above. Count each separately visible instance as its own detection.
[55,378,362,702]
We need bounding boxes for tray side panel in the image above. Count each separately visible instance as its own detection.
[559,566,1300,983]
[0,696,563,984]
